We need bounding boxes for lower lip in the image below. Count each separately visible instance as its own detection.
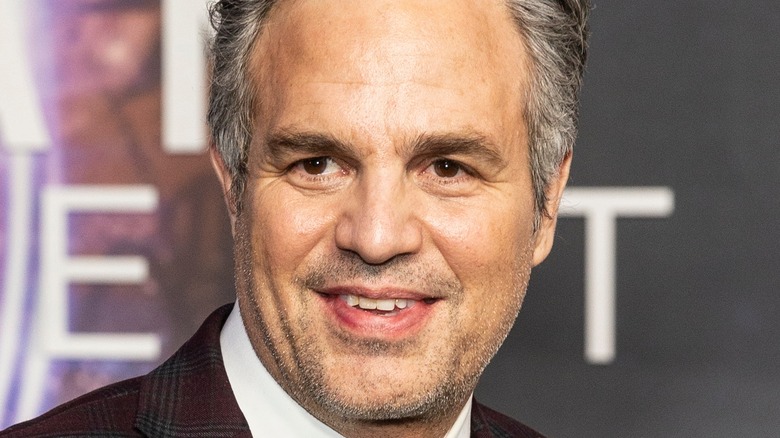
[318,293,436,339]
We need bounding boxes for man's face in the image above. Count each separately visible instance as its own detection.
[214,0,568,430]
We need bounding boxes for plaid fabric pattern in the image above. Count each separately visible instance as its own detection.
[2,304,250,438]
[471,401,546,438]
[2,303,543,437]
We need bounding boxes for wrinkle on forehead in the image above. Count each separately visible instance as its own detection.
[247,0,532,164]
[251,0,529,97]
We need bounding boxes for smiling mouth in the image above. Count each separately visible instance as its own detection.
[316,289,440,336]
[335,294,438,316]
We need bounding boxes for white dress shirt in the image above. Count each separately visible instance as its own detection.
[220,302,472,437]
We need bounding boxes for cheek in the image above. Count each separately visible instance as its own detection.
[427,199,536,362]
[429,199,535,286]
[251,187,337,274]
[430,197,536,337]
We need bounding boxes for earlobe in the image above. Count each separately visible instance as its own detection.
[532,151,572,266]
[209,145,238,234]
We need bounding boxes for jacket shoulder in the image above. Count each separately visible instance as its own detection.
[1,304,241,438]
[1,376,144,437]
[470,400,545,438]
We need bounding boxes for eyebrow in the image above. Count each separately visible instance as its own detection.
[407,133,508,170]
[263,130,508,170]
[263,131,357,162]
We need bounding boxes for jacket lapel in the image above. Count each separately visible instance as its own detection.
[470,398,545,438]
[134,304,251,438]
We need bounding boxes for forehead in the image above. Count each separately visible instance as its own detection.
[250,0,530,149]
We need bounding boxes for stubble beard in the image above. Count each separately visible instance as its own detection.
[232,216,534,425]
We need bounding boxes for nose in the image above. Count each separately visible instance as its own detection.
[334,170,423,265]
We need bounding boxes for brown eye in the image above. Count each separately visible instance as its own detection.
[433,160,461,178]
[302,157,328,174]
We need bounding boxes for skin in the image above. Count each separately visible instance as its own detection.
[211,0,571,436]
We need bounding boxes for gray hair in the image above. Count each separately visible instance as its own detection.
[208,0,590,227]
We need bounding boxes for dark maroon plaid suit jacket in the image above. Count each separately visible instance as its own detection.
[2,304,544,437]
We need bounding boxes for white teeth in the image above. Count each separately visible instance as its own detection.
[358,296,377,310]
[341,294,416,311]
[343,294,360,306]
[376,299,395,311]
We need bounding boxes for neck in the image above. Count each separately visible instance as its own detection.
[323,401,469,438]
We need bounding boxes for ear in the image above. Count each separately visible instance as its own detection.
[532,151,572,266]
[210,145,238,235]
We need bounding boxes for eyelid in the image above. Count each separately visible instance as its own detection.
[413,160,480,198]
[317,157,341,175]
[423,157,481,180]
[285,156,352,191]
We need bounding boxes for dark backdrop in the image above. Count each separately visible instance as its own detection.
[476,2,780,436]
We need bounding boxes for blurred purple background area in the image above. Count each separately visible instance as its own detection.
[0,0,233,426]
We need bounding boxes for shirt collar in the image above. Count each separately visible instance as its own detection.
[220,301,472,438]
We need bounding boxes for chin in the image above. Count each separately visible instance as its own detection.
[303,356,479,422]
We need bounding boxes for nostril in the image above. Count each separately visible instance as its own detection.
[333,190,424,265]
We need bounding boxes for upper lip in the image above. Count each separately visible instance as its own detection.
[315,285,440,301]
